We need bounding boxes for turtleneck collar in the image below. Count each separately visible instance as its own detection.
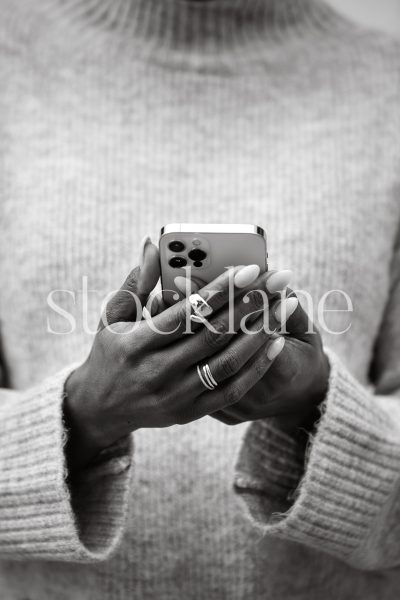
[41,0,344,60]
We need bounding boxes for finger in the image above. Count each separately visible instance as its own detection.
[273,288,315,338]
[239,292,298,337]
[143,264,267,348]
[99,239,160,330]
[137,241,161,299]
[178,289,270,367]
[188,336,285,419]
[98,266,141,331]
[144,291,167,318]
[263,293,298,335]
[143,279,169,319]
[180,315,270,394]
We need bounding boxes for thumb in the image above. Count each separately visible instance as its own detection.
[99,237,160,330]
[136,236,161,299]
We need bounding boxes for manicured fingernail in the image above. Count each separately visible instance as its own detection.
[138,235,151,269]
[174,276,199,294]
[267,336,285,360]
[234,264,260,288]
[266,270,292,294]
[274,297,298,323]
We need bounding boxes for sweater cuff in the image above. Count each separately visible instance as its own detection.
[234,348,400,562]
[0,365,133,562]
[234,417,305,500]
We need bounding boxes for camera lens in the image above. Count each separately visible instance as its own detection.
[188,248,207,261]
[169,256,187,268]
[168,240,185,253]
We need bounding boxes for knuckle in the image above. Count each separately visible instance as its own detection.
[254,355,267,378]
[124,267,140,291]
[211,318,228,335]
[105,296,125,321]
[219,351,241,378]
[111,337,135,369]
[246,289,266,311]
[148,356,167,385]
[238,291,268,325]
[158,302,187,334]
[119,323,143,350]
[143,372,160,395]
[203,319,229,349]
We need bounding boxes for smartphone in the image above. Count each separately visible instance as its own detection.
[159,223,268,304]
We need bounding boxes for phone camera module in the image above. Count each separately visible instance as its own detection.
[168,240,185,253]
[169,256,187,268]
[188,248,207,261]
[193,261,203,268]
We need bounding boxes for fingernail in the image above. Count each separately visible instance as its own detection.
[266,270,292,294]
[234,264,260,289]
[138,235,151,269]
[174,276,199,294]
[274,297,298,324]
[267,336,285,360]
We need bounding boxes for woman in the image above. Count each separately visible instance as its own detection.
[0,0,399,598]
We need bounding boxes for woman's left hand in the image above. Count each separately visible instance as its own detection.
[211,287,331,433]
[127,248,330,434]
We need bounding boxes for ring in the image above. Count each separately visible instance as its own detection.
[197,363,218,391]
[189,293,213,323]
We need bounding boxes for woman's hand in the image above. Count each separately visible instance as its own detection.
[64,257,284,472]
[211,283,330,434]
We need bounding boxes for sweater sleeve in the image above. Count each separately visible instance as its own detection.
[234,233,400,571]
[0,364,133,562]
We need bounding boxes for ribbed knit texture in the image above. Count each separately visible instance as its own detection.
[0,362,133,563]
[235,349,400,565]
[0,0,400,598]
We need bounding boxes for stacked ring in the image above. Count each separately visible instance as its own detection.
[197,363,218,391]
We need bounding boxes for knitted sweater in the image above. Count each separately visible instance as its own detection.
[0,0,400,598]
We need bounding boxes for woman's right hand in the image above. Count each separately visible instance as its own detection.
[64,258,284,472]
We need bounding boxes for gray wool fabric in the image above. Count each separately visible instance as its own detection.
[1,0,400,598]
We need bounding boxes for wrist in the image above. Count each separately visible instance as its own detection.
[276,351,330,438]
[63,364,106,473]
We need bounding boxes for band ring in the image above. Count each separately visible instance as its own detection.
[189,293,213,323]
[197,363,218,391]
